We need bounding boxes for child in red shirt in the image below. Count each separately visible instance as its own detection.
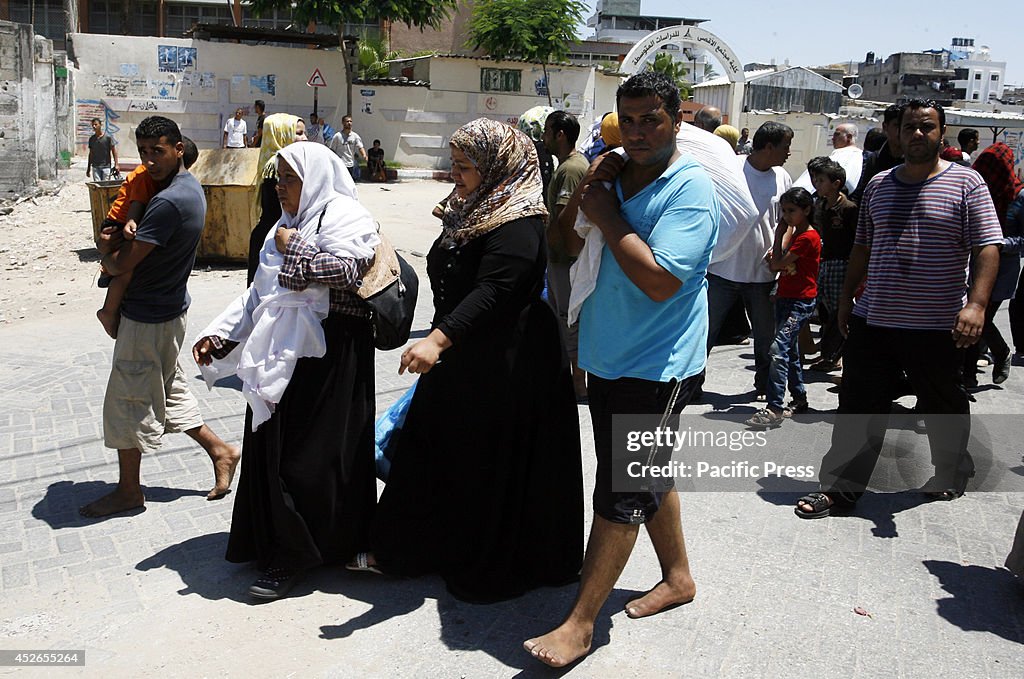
[748,187,821,428]
[96,138,198,338]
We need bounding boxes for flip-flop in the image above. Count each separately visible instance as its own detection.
[345,552,383,575]
[794,492,835,519]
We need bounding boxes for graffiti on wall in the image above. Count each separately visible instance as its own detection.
[75,100,120,145]
[249,75,277,96]
[180,72,216,90]
[158,46,198,72]
[999,130,1024,177]
[96,74,179,101]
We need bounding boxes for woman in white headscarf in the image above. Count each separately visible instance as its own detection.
[193,142,380,601]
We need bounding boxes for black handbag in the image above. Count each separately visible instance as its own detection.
[358,234,419,350]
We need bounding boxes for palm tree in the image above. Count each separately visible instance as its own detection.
[646,52,691,99]
[357,38,399,80]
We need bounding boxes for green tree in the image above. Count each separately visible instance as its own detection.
[646,52,691,99]
[467,0,587,106]
[247,0,458,114]
[357,38,399,80]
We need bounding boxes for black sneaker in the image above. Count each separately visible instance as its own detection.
[249,567,301,601]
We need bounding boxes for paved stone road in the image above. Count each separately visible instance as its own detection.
[0,180,1021,677]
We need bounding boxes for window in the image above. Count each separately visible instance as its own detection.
[975,73,982,80]
[480,68,521,93]
[992,74,1000,81]
[972,92,980,99]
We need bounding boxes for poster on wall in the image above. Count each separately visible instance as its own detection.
[360,88,375,115]
[75,100,119,145]
[249,75,277,97]
[158,46,198,73]
[177,47,197,71]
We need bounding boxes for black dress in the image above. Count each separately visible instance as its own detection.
[247,178,282,285]
[225,313,377,572]
[371,217,584,603]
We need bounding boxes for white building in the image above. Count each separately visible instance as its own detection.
[949,38,1006,104]
[586,0,712,83]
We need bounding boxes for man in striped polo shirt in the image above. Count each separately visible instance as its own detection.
[795,99,1003,518]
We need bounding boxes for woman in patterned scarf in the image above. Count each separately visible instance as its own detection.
[965,142,1024,385]
[361,118,585,603]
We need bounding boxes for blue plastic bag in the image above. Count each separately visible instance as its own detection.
[374,381,417,482]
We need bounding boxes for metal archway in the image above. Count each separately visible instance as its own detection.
[620,26,745,122]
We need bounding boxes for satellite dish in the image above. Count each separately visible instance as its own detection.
[848,83,863,99]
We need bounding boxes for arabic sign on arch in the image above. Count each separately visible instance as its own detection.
[621,26,745,82]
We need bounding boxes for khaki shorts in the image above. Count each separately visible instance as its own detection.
[103,314,204,453]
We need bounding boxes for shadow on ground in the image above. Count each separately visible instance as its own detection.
[923,560,1024,644]
[134,534,620,674]
[136,532,250,603]
[74,247,100,263]
[31,480,207,528]
[755,475,931,538]
[316,572,623,676]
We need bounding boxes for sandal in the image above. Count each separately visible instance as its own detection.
[745,408,784,428]
[794,492,836,519]
[924,489,962,501]
[345,552,383,575]
[783,399,809,417]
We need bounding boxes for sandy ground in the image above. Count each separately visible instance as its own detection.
[0,167,452,329]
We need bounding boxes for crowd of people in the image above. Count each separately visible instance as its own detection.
[79,68,1024,669]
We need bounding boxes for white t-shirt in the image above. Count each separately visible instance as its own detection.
[793,145,863,195]
[329,131,364,168]
[223,118,247,148]
[707,158,791,283]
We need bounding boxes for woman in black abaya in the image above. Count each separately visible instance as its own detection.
[362,118,584,603]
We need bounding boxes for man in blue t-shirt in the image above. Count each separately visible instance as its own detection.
[81,116,239,519]
[525,72,720,668]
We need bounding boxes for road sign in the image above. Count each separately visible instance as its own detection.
[307,68,327,88]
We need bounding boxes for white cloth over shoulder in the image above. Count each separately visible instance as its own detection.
[567,182,610,326]
[674,123,757,264]
[196,142,379,430]
[566,128,757,321]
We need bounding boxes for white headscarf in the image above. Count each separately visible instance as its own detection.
[197,141,380,430]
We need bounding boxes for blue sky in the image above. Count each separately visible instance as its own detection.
[580,1,1021,86]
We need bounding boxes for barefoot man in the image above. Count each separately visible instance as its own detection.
[525,72,720,667]
[81,116,239,517]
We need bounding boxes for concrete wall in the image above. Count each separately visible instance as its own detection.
[33,35,57,179]
[68,33,350,156]
[352,56,617,169]
[735,111,864,179]
[0,21,38,195]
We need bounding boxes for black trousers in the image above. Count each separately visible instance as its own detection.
[818,316,973,503]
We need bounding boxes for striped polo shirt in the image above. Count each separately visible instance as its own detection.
[853,163,1002,330]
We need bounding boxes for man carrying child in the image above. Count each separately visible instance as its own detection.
[81,116,239,518]
[96,137,198,339]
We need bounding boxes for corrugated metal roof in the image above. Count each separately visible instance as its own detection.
[383,54,591,68]
[695,68,774,88]
[945,108,1024,121]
